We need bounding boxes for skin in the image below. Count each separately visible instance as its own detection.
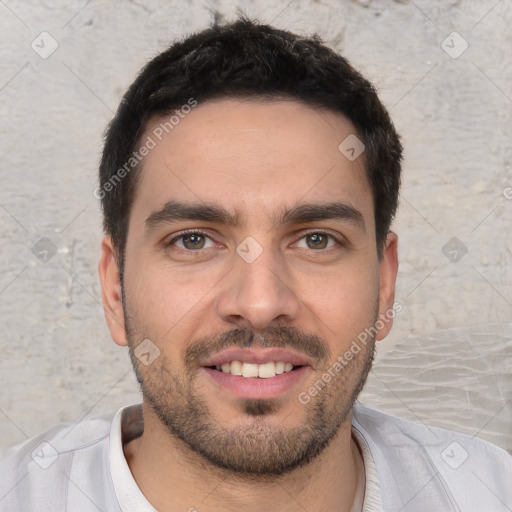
[99,99,398,512]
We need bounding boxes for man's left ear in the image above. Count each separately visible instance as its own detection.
[376,232,399,341]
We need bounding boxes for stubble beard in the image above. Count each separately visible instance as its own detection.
[123,293,377,477]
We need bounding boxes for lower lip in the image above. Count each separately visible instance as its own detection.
[201,366,311,400]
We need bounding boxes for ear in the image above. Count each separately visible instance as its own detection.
[98,236,128,346]
[376,232,399,341]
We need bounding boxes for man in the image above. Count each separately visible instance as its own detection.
[0,18,510,512]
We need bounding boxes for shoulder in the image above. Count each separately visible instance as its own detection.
[353,401,512,512]
[353,401,511,464]
[0,414,114,512]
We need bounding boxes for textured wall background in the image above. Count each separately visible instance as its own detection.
[1,0,511,453]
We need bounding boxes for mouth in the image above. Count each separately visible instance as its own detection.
[199,348,313,400]
[206,361,302,379]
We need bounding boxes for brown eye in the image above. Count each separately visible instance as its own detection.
[171,232,215,250]
[305,233,329,249]
[182,233,206,249]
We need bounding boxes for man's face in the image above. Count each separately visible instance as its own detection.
[103,99,397,475]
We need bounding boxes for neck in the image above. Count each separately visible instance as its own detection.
[124,403,362,512]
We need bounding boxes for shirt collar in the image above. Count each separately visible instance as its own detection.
[109,404,155,512]
[109,403,382,512]
[352,416,384,512]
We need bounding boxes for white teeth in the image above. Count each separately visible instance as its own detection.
[230,361,242,375]
[242,363,259,378]
[275,361,285,374]
[258,362,276,379]
[217,360,296,378]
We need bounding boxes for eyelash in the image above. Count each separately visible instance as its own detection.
[167,229,218,250]
[167,229,342,251]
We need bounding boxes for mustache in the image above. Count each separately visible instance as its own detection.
[185,326,331,369]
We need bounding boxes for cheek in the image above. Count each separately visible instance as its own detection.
[125,258,223,338]
[296,264,379,341]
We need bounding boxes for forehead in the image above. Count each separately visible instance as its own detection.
[132,98,374,229]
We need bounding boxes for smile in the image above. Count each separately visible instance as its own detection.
[199,347,313,399]
[211,361,298,379]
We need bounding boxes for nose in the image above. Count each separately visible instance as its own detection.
[215,247,301,331]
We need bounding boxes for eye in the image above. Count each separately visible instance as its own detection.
[170,231,216,250]
[296,232,338,250]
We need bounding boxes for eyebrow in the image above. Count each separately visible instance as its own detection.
[145,201,241,230]
[145,200,365,232]
[279,202,365,230]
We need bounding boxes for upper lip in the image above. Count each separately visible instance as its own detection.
[200,347,313,367]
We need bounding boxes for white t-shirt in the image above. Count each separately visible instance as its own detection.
[0,402,510,511]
